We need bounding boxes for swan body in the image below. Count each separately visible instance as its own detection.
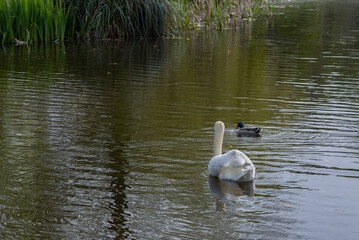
[208,121,255,182]
[236,121,261,135]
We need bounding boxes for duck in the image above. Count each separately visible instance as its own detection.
[208,121,255,182]
[236,121,261,135]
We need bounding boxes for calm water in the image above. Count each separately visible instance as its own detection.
[1,0,359,239]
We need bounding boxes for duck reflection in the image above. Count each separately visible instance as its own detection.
[208,176,254,210]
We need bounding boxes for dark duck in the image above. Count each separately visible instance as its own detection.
[236,122,261,135]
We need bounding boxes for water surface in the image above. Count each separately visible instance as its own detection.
[1,0,359,239]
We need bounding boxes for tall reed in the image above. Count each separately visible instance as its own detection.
[0,1,14,44]
[0,0,69,43]
[64,0,169,39]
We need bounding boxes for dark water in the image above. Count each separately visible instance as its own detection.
[1,0,359,239]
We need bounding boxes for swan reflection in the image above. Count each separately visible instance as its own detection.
[208,176,254,210]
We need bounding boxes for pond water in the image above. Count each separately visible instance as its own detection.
[1,0,359,239]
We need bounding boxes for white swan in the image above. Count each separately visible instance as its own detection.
[208,121,255,182]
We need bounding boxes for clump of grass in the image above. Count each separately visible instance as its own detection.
[64,0,169,39]
[0,0,69,44]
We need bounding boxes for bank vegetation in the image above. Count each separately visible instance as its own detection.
[0,0,271,44]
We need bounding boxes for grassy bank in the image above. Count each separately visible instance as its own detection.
[0,0,271,43]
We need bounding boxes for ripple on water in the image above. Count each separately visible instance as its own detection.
[1,1,359,238]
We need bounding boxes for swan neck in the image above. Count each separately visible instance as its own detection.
[213,121,224,156]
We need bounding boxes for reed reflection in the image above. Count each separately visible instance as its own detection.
[107,143,132,239]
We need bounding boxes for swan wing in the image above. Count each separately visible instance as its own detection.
[208,150,240,176]
[218,150,255,181]
[208,154,230,176]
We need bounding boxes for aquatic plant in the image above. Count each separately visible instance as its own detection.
[59,0,271,39]
[0,0,69,43]
[0,0,271,43]
[64,0,169,39]
[0,1,14,44]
